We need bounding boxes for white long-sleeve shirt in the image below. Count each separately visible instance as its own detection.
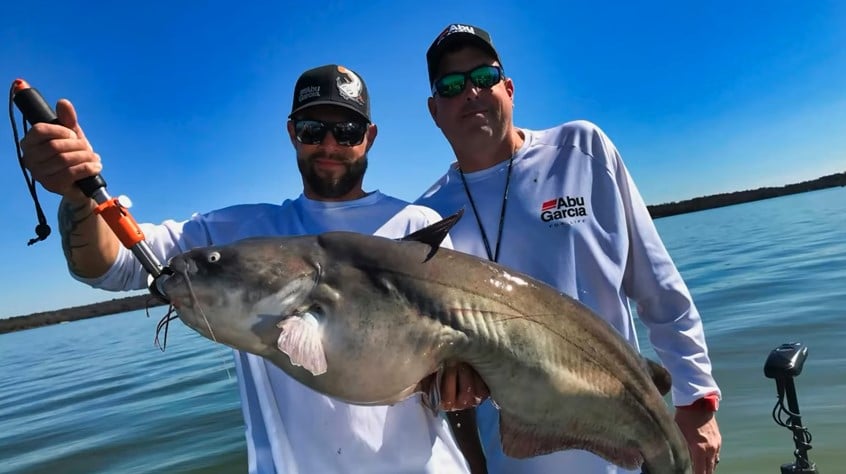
[416,120,720,474]
[76,191,470,474]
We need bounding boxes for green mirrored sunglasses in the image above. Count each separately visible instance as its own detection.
[432,65,504,98]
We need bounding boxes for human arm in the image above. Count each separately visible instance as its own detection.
[603,130,722,473]
[21,99,204,290]
[21,100,121,278]
[441,364,489,474]
[676,404,721,474]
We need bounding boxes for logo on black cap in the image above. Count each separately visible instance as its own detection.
[336,66,365,106]
[426,23,501,88]
[290,64,370,121]
[298,85,321,103]
[435,24,478,46]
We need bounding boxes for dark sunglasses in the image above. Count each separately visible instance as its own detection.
[432,65,505,98]
[293,119,369,146]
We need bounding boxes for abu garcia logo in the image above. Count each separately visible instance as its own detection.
[540,195,588,223]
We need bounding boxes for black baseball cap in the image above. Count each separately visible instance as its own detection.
[289,64,370,122]
[426,24,502,87]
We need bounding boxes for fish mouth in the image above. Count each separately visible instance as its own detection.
[158,272,195,309]
[154,259,225,348]
[147,267,173,304]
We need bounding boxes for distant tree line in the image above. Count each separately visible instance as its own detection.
[648,172,845,219]
[0,294,166,334]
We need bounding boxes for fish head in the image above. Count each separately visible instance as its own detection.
[160,233,444,406]
[161,236,319,359]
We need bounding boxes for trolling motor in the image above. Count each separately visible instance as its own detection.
[9,79,170,301]
[764,342,819,474]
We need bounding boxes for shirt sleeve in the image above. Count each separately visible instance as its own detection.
[71,215,213,291]
[600,130,721,406]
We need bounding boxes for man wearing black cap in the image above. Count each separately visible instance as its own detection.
[20,64,473,473]
[417,23,723,474]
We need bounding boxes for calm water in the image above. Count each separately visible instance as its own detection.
[1,188,844,473]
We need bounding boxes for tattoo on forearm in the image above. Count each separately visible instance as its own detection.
[59,200,95,273]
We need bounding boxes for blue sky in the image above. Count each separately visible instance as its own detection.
[2,1,844,316]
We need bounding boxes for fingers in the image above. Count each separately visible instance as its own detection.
[32,151,102,185]
[453,364,474,409]
[22,141,102,198]
[19,99,100,198]
[695,455,718,474]
[20,122,77,152]
[439,362,489,411]
[56,99,90,143]
[675,410,721,474]
[454,363,489,409]
[440,363,459,411]
[20,99,92,154]
[691,447,718,474]
[692,438,715,469]
[689,442,720,474]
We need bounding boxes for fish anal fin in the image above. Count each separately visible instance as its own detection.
[643,357,672,396]
[276,314,327,376]
[498,410,643,469]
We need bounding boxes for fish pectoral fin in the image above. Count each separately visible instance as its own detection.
[643,357,672,396]
[276,314,327,376]
[498,410,643,469]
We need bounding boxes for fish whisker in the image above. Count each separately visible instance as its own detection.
[153,305,179,351]
[171,265,232,379]
[179,267,220,345]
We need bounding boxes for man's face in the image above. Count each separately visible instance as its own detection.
[428,46,514,151]
[287,105,376,200]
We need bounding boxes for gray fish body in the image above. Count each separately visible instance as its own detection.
[163,228,691,474]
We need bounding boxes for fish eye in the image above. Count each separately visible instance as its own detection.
[207,251,221,263]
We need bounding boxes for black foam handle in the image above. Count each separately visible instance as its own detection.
[12,87,59,124]
[13,86,107,196]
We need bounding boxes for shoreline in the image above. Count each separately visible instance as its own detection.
[645,172,844,218]
[1,294,166,334]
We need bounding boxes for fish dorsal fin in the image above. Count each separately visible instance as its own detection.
[400,208,464,261]
[643,357,672,396]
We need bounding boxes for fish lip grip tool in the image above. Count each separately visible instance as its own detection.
[11,79,171,302]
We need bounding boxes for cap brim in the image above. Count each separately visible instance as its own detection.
[289,101,369,121]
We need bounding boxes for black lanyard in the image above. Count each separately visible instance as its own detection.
[457,156,515,263]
